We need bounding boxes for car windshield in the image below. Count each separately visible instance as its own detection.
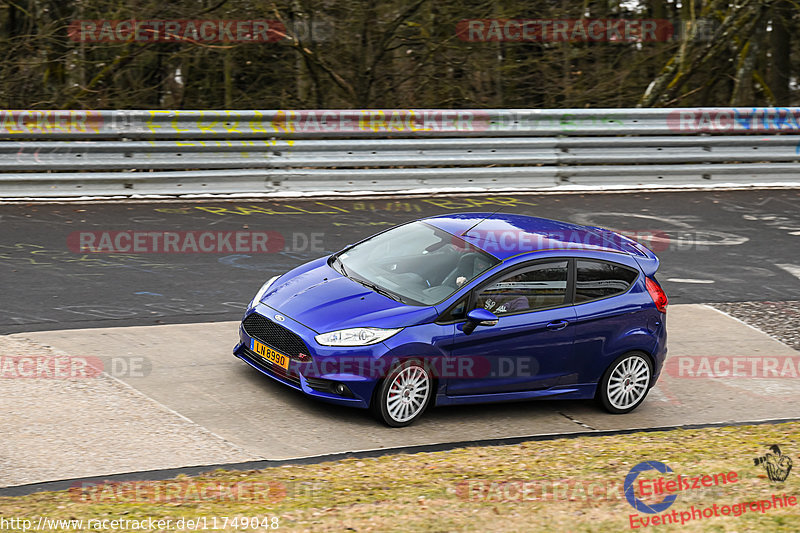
[331,221,500,306]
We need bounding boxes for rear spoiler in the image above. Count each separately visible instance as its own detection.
[629,243,660,278]
[588,226,660,277]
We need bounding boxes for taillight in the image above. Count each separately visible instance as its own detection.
[645,277,668,313]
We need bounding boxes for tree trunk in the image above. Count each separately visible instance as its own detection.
[768,1,791,106]
[730,11,766,106]
[223,49,233,108]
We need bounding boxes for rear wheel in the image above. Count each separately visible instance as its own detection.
[371,360,432,427]
[597,352,652,414]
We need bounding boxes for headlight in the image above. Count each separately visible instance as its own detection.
[315,327,403,346]
[248,275,279,309]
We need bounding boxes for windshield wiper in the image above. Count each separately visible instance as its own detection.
[355,279,404,303]
[333,255,349,277]
[333,256,403,303]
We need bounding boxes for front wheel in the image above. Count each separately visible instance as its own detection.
[371,360,432,427]
[597,352,652,414]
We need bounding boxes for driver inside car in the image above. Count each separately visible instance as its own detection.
[476,273,531,315]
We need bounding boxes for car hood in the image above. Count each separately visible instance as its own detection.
[260,257,439,333]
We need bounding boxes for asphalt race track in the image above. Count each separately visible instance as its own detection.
[2,189,800,486]
[1,189,800,334]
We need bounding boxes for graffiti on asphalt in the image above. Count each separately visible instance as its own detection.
[153,196,538,218]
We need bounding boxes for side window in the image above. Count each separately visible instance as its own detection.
[575,260,638,303]
[475,260,568,315]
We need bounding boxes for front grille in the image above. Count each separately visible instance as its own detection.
[241,347,301,386]
[242,312,310,361]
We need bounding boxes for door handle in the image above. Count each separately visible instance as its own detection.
[546,320,569,331]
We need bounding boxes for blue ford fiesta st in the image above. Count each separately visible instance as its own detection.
[234,213,668,426]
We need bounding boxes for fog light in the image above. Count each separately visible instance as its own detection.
[334,383,347,395]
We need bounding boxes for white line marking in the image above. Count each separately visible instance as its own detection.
[776,263,800,280]
[665,278,716,284]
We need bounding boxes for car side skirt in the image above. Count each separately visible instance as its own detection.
[434,383,597,406]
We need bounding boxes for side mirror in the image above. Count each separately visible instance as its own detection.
[462,308,499,335]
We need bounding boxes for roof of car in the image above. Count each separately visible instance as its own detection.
[423,212,650,261]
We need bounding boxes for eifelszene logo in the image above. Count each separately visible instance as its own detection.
[624,461,678,514]
[624,461,738,514]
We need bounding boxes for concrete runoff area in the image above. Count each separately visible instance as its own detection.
[2,304,799,488]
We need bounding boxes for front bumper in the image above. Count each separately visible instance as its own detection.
[233,305,388,408]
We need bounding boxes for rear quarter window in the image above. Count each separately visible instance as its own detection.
[575,260,638,303]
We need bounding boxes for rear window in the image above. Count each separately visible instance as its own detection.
[575,260,638,303]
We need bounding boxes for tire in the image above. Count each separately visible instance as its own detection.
[371,359,433,427]
[597,352,653,414]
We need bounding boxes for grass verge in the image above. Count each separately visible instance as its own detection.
[1,422,798,532]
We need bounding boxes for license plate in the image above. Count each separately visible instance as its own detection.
[250,339,290,370]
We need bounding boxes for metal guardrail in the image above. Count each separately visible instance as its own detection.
[1,108,799,197]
